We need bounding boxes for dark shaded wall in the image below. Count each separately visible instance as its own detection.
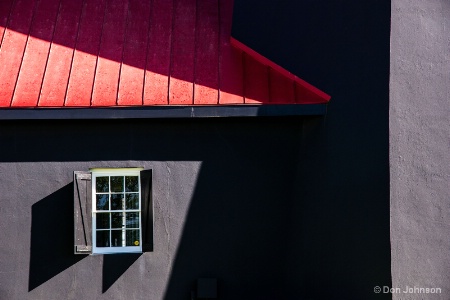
[0,118,308,300]
[232,0,391,299]
[390,0,450,299]
[0,1,393,299]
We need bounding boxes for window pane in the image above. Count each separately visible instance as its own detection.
[96,176,109,192]
[126,212,139,228]
[126,230,140,246]
[111,230,123,247]
[111,194,124,210]
[96,194,109,210]
[96,213,110,229]
[126,193,139,210]
[111,212,124,228]
[111,176,124,192]
[125,176,139,192]
[96,230,110,247]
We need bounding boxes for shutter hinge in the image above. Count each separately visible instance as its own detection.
[75,245,92,253]
[76,173,91,180]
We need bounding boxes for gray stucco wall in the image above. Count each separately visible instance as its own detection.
[0,0,395,298]
[390,0,450,298]
[0,160,201,299]
[0,118,306,300]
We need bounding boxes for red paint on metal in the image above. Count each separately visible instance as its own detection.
[218,0,244,104]
[219,47,244,104]
[0,0,330,108]
[143,0,173,105]
[294,77,331,103]
[0,0,37,106]
[12,0,60,107]
[117,0,151,106]
[243,53,269,104]
[231,37,331,103]
[0,0,14,49]
[269,69,295,104]
[65,0,106,106]
[169,0,196,105]
[39,0,83,107]
[91,0,129,106]
[193,0,219,105]
[295,82,329,104]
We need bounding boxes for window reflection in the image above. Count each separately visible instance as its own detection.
[96,194,109,210]
[96,213,110,229]
[111,212,124,228]
[96,176,109,192]
[125,176,139,192]
[96,230,109,247]
[111,230,123,247]
[126,230,139,246]
[126,193,139,209]
[93,172,141,252]
[111,176,124,192]
[111,194,124,210]
[126,212,139,228]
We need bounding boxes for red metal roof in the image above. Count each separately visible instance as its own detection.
[0,0,330,108]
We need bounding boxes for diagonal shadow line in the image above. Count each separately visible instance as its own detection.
[29,182,142,292]
[29,183,86,291]
[0,0,330,108]
[0,0,238,96]
[102,253,142,293]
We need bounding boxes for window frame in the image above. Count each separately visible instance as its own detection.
[91,168,144,254]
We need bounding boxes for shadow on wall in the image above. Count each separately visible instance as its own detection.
[103,254,141,293]
[230,0,392,298]
[163,118,305,300]
[10,113,391,298]
[29,183,139,292]
[29,183,85,291]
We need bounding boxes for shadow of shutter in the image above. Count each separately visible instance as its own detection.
[74,171,92,254]
[140,169,153,252]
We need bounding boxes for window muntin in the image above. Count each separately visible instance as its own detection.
[92,169,143,254]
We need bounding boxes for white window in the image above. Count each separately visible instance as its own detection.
[91,168,143,254]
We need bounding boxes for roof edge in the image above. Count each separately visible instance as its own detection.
[0,105,327,120]
[230,37,331,102]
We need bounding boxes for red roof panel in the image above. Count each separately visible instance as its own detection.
[0,0,330,108]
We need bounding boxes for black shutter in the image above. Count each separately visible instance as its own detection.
[140,169,153,252]
[74,171,92,254]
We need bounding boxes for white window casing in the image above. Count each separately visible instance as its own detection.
[74,168,153,255]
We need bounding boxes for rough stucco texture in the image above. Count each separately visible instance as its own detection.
[0,160,202,300]
[0,118,305,300]
[390,0,450,298]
